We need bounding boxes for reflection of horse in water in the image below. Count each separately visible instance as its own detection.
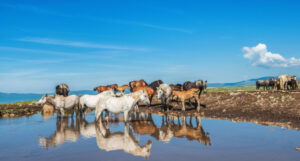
[173,116,211,145]
[39,117,80,148]
[95,118,153,158]
[130,113,211,145]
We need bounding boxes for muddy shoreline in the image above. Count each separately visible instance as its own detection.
[1,90,300,130]
[0,104,41,118]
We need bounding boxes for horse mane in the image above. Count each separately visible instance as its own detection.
[140,79,148,86]
[93,86,99,91]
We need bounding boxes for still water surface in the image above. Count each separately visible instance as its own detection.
[0,112,300,161]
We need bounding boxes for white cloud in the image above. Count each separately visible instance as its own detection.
[243,43,300,67]
[17,37,149,51]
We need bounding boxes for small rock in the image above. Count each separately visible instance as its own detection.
[9,113,15,117]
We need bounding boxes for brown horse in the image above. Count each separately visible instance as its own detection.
[172,88,200,112]
[173,116,211,146]
[132,86,155,106]
[116,85,129,93]
[129,80,148,92]
[93,84,118,93]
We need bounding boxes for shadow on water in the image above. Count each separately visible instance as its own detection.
[38,113,211,158]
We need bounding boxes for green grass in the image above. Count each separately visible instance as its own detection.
[207,85,256,92]
[6,100,37,105]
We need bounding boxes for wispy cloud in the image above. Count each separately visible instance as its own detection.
[0,46,82,57]
[17,37,149,51]
[2,3,192,34]
[243,43,300,67]
[135,23,192,34]
[105,19,193,34]
[0,69,45,77]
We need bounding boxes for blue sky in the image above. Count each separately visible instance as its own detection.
[0,0,300,93]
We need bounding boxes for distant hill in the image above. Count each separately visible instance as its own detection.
[208,76,275,87]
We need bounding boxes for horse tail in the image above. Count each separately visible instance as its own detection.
[129,82,134,92]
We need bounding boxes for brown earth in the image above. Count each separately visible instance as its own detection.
[138,90,300,130]
[0,104,41,118]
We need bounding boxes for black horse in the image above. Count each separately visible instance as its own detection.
[149,80,164,90]
[256,80,268,90]
[287,79,298,90]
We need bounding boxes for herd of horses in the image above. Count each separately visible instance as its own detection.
[37,79,207,121]
[256,75,298,90]
[37,74,298,121]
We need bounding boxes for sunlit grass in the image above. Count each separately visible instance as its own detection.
[207,85,256,92]
[6,100,37,105]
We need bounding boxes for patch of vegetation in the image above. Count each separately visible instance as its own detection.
[207,85,256,92]
[6,100,37,105]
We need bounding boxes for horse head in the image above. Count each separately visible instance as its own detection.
[138,90,150,105]
[156,87,164,100]
[141,140,152,159]
[36,94,48,105]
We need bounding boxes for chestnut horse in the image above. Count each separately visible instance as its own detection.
[172,88,201,112]
[132,86,155,106]
[93,84,118,93]
[129,80,148,92]
[116,85,129,93]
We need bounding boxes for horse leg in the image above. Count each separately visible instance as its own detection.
[182,99,186,111]
[95,107,104,121]
[196,97,201,112]
[124,111,129,122]
[166,97,170,111]
[60,108,65,117]
[149,95,153,106]
[198,90,202,100]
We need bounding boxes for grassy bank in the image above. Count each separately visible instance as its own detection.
[0,100,40,118]
[6,100,37,105]
[207,85,256,92]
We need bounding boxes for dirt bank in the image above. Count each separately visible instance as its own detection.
[0,104,41,118]
[138,90,300,130]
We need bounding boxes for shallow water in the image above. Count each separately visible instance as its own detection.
[0,112,300,161]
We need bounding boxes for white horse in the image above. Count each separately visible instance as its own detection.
[37,94,79,117]
[79,89,116,114]
[39,117,80,148]
[157,84,173,110]
[95,90,150,122]
[95,119,152,158]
